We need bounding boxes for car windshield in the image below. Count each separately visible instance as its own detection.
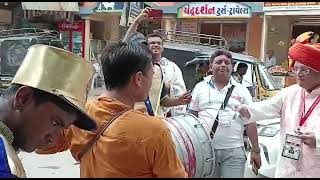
[258,64,280,91]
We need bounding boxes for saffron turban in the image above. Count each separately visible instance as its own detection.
[288,32,320,72]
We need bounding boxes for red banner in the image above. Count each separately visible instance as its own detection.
[57,21,84,31]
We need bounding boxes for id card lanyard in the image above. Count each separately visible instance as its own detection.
[296,90,320,134]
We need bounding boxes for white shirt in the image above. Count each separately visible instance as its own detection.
[159,57,187,116]
[232,72,243,84]
[264,56,277,68]
[189,75,253,149]
[92,63,101,78]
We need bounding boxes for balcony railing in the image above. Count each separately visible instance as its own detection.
[153,29,229,50]
[0,28,60,39]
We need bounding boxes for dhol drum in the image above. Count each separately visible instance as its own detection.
[165,113,215,178]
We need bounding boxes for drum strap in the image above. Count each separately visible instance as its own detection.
[210,85,235,139]
[78,109,129,160]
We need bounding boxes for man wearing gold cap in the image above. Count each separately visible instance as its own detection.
[36,42,187,177]
[0,45,97,177]
[237,33,320,177]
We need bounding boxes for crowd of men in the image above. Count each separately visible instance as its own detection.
[0,8,319,178]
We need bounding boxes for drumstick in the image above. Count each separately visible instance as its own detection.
[155,82,164,116]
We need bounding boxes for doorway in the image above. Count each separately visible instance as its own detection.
[200,23,220,44]
[199,22,247,52]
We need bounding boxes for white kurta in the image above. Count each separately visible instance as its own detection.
[244,84,320,178]
[159,57,187,116]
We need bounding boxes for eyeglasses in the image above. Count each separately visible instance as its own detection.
[292,67,310,75]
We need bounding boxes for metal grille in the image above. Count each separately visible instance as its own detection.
[294,16,320,25]
[153,29,229,50]
[0,28,60,39]
[23,10,74,23]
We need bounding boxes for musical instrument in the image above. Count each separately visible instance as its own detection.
[134,63,165,117]
[165,113,215,178]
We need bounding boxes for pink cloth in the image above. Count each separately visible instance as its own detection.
[245,84,320,178]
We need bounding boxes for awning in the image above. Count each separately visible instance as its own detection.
[21,2,79,12]
[265,9,320,16]
[23,10,75,22]
[151,2,178,6]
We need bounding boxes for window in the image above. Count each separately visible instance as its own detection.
[199,22,247,53]
[222,24,247,53]
[234,61,255,88]
[200,23,220,45]
[258,64,279,91]
[138,19,161,36]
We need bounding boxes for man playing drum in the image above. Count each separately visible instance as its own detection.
[189,50,261,178]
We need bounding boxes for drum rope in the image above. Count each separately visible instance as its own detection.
[167,117,197,177]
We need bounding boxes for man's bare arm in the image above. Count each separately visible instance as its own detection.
[160,96,180,107]
[160,91,192,107]
[246,122,261,169]
[122,8,151,42]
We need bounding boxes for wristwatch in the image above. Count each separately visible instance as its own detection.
[251,147,261,153]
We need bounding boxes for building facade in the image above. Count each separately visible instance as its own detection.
[262,2,320,68]
[146,2,264,58]
[0,3,12,30]
[18,2,82,56]
[79,2,147,62]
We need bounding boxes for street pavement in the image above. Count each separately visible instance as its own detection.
[19,149,265,178]
[88,86,105,100]
[18,151,79,178]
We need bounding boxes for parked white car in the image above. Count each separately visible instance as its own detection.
[247,118,281,178]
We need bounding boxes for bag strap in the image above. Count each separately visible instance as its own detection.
[210,85,235,139]
[78,109,129,160]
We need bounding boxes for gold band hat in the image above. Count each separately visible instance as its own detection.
[12,45,97,131]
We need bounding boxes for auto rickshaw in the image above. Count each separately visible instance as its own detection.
[184,52,279,101]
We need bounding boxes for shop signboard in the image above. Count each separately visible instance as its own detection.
[57,21,85,58]
[177,2,251,18]
[57,21,83,31]
[127,2,144,26]
[264,2,320,11]
[21,2,79,12]
[93,2,124,13]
